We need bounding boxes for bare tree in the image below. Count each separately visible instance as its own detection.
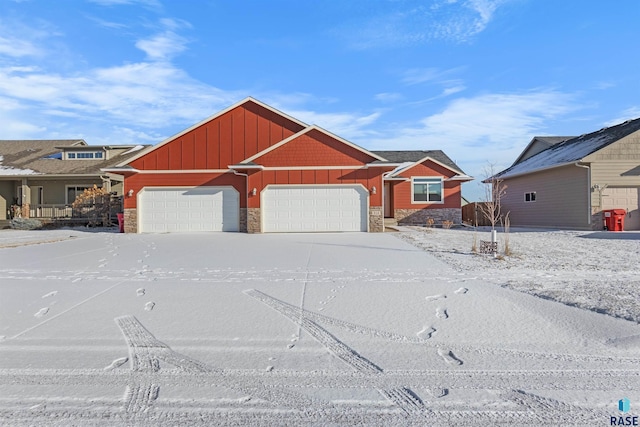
[479,163,508,231]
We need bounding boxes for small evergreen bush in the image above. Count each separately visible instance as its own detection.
[11,218,43,230]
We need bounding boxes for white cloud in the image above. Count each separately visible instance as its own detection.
[604,107,640,127]
[135,31,188,61]
[287,109,382,140]
[341,0,511,48]
[375,92,403,102]
[0,35,40,57]
[361,90,579,199]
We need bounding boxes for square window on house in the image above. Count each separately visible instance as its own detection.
[525,192,536,202]
[67,153,76,159]
[67,186,93,204]
[95,152,103,159]
[413,178,443,203]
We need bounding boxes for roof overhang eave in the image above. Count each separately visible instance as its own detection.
[485,161,578,182]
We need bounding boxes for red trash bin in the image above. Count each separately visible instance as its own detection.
[602,209,626,231]
[116,213,124,233]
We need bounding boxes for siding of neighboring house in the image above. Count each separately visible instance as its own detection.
[0,181,11,219]
[23,178,103,205]
[501,164,590,229]
[584,132,640,229]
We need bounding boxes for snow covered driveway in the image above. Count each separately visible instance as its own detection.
[0,229,639,426]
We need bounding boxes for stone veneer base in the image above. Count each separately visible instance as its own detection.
[124,208,137,233]
[247,208,261,233]
[395,208,461,226]
[368,206,383,232]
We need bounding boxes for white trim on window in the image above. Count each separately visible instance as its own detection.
[66,151,104,160]
[524,191,537,202]
[411,177,444,204]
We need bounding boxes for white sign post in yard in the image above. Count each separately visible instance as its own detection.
[491,229,497,258]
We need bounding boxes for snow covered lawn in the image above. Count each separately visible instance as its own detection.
[0,228,639,426]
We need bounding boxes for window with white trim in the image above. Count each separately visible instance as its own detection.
[66,152,104,159]
[524,192,536,202]
[412,177,443,203]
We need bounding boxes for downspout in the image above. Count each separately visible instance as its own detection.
[574,162,591,226]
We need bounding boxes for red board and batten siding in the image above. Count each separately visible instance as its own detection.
[243,128,384,209]
[393,161,462,210]
[128,102,305,171]
[246,168,384,209]
[255,129,377,167]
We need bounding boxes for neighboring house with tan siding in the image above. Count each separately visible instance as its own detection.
[0,140,149,222]
[492,118,640,230]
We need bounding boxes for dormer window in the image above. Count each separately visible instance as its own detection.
[66,151,104,160]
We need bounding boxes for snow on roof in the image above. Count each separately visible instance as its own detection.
[121,145,145,155]
[0,155,40,175]
[386,161,414,177]
[496,117,640,179]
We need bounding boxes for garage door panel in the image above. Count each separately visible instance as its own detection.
[262,185,367,233]
[139,187,239,233]
[601,187,640,230]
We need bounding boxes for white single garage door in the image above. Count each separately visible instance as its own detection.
[139,187,239,233]
[602,187,640,230]
[262,185,368,232]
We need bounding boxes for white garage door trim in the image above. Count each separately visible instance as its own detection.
[138,186,239,233]
[261,184,369,233]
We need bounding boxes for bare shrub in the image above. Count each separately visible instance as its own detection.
[425,218,435,228]
[442,220,454,229]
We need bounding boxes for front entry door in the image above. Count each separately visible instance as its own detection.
[384,182,392,218]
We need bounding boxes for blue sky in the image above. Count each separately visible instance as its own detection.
[1,0,639,200]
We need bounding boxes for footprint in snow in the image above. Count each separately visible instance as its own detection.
[136,288,145,297]
[436,307,448,319]
[425,294,447,302]
[437,348,463,366]
[454,287,468,294]
[34,307,49,318]
[265,365,274,372]
[144,302,155,311]
[417,326,436,340]
[104,357,128,371]
[41,291,58,299]
[71,278,82,283]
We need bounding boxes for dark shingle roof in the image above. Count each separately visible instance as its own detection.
[372,150,466,174]
[496,117,640,179]
[0,140,149,176]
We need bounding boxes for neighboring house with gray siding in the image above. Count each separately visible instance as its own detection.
[0,140,149,221]
[492,118,640,230]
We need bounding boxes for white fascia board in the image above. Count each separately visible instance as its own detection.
[445,175,474,181]
[228,164,264,170]
[489,161,576,181]
[101,167,141,174]
[115,97,309,168]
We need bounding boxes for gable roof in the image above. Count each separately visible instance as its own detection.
[117,97,309,167]
[512,136,573,166]
[495,117,640,179]
[239,125,387,165]
[0,140,149,176]
[372,150,467,175]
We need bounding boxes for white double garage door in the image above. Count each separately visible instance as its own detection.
[138,185,368,233]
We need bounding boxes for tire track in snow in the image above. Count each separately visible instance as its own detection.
[244,289,432,417]
[115,315,321,411]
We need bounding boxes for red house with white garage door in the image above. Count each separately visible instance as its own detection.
[104,98,472,233]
